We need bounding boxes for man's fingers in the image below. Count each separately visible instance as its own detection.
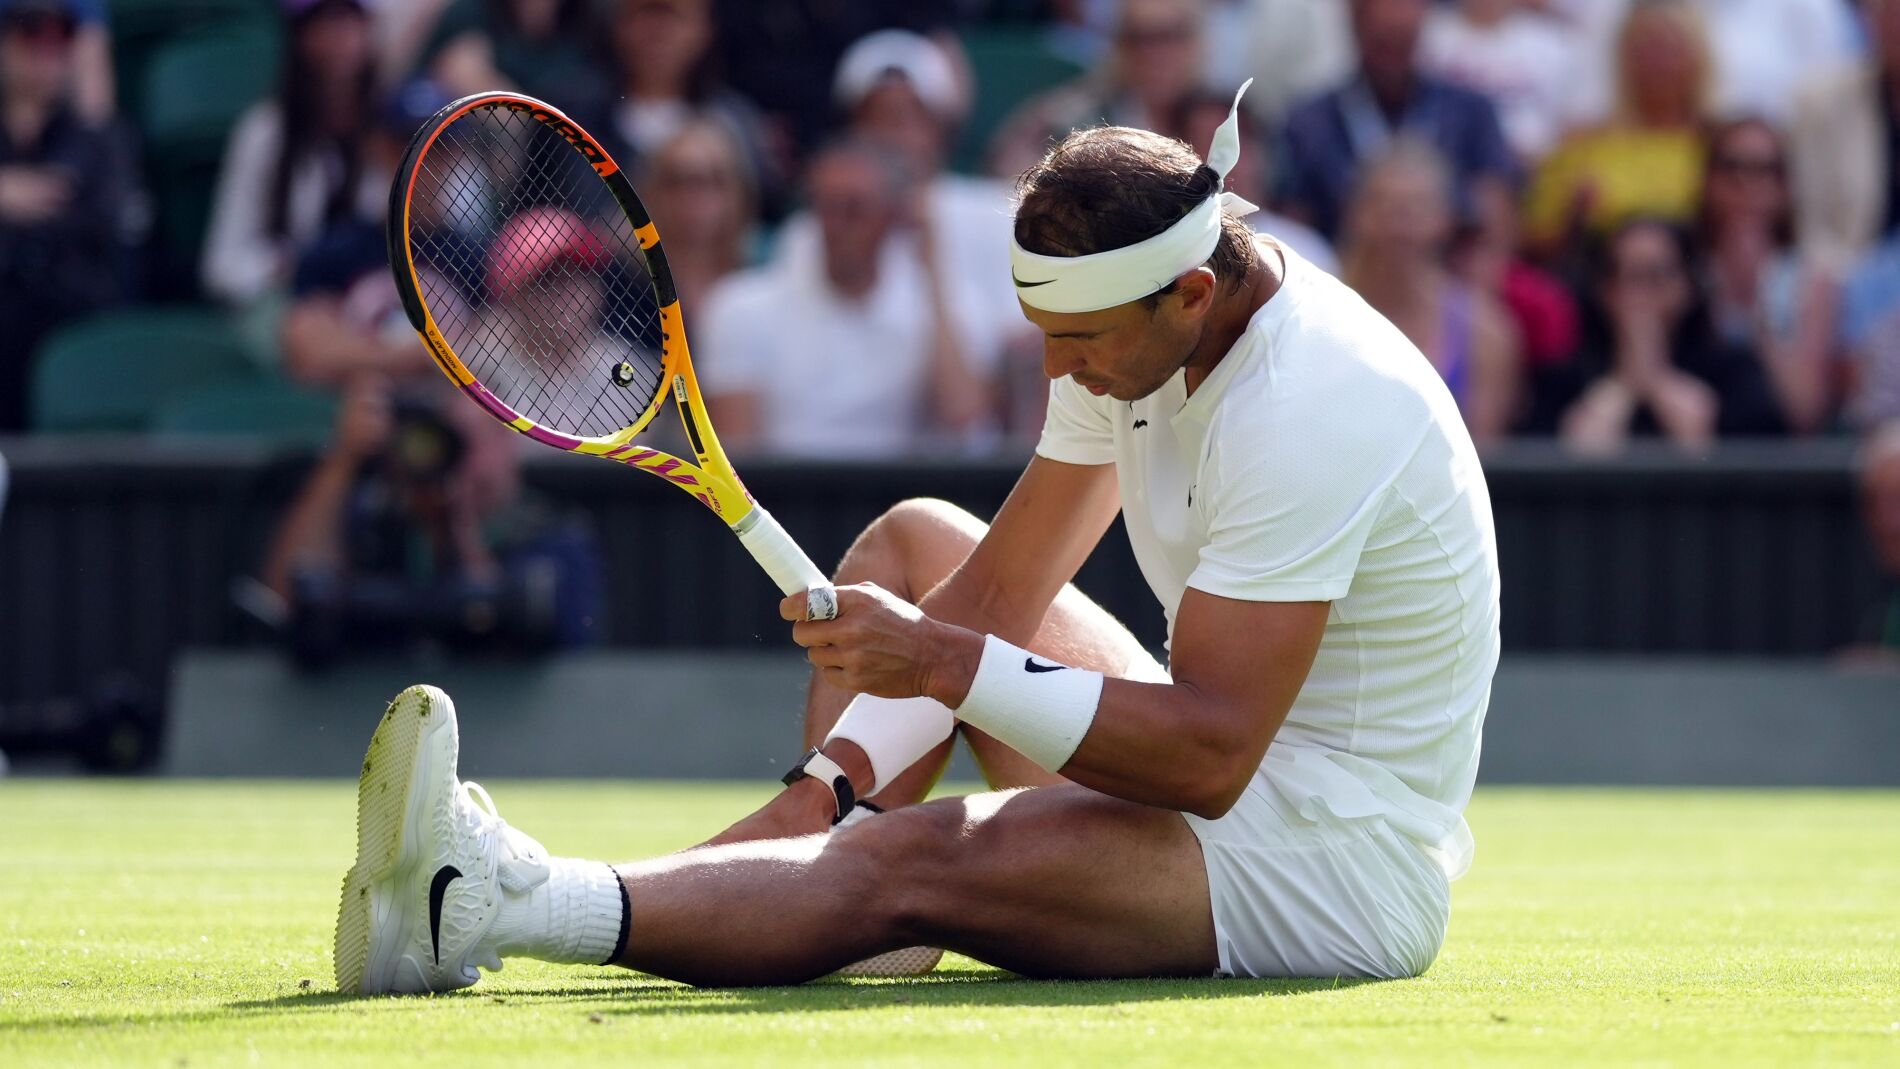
[779,594,807,622]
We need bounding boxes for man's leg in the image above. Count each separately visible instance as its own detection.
[620,785,1217,986]
[713,497,1155,842]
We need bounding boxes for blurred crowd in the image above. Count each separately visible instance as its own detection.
[1,0,1899,645]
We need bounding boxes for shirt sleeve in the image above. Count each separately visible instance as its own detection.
[1033,374,1116,466]
[1187,406,1399,603]
[694,274,770,396]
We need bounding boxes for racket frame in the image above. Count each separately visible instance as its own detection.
[388,91,833,609]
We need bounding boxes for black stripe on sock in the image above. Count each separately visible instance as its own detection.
[605,864,631,967]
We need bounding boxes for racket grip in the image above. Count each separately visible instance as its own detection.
[734,507,838,621]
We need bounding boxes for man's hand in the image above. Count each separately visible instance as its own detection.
[780,583,983,706]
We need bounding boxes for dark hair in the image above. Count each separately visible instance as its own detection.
[1697,115,1794,249]
[269,2,376,239]
[1013,125,1258,309]
[1584,215,1717,354]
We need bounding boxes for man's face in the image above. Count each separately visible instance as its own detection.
[810,153,898,287]
[0,10,75,99]
[1351,0,1427,85]
[1019,279,1209,403]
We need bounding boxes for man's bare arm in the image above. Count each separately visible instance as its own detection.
[911,455,1121,641]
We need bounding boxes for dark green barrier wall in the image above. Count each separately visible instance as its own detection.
[0,437,1884,708]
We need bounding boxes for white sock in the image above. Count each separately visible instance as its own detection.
[488,857,626,965]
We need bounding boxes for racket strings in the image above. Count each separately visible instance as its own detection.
[406,105,669,439]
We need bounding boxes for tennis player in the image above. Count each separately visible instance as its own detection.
[336,82,1500,992]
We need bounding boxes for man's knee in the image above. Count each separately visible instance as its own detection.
[828,799,967,939]
[839,498,986,591]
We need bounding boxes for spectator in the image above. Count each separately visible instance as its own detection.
[1276,0,1517,249]
[0,0,139,431]
[1522,0,1711,258]
[423,0,608,114]
[1341,140,1521,444]
[989,0,1205,180]
[1696,117,1841,435]
[1855,422,1900,652]
[1227,0,1355,126]
[1175,89,1339,276]
[278,79,460,388]
[262,375,602,665]
[1563,0,1859,131]
[789,29,1018,370]
[1789,0,1900,273]
[595,0,781,217]
[1555,218,1785,451]
[1419,0,1579,162]
[698,139,996,458]
[476,206,649,418]
[1841,233,1900,430]
[708,0,955,161]
[201,0,385,307]
[637,118,759,321]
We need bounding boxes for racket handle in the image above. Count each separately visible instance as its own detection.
[734,507,839,621]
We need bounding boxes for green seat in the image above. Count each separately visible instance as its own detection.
[138,23,283,292]
[152,374,338,447]
[952,27,1084,175]
[139,23,281,156]
[31,307,255,431]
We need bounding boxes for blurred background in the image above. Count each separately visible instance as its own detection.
[0,0,1894,781]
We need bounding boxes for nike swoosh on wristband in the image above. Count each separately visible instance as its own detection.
[1023,658,1067,673]
[1012,273,1055,288]
[429,864,463,964]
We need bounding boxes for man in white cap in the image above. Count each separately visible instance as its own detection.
[332,84,1500,991]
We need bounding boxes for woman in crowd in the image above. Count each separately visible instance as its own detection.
[1556,217,1786,450]
[1523,0,1712,260]
[1696,117,1840,435]
[201,0,383,306]
[636,117,758,321]
[597,0,779,216]
[0,0,138,430]
[1342,141,1522,445]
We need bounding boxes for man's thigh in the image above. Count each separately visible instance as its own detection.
[855,783,1216,978]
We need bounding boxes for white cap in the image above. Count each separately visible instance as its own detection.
[833,29,964,120]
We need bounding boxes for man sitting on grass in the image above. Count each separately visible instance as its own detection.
[331,84,1500,992]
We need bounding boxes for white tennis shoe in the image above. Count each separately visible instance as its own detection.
[334,684,552,995]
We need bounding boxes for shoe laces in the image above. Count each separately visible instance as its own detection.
[455,781,550,893]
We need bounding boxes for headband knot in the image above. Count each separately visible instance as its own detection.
[1010,79,1257,314]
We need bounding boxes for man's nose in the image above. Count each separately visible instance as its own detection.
[1043,347,1084,381]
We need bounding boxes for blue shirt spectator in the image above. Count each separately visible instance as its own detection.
[1275,0,1516,243]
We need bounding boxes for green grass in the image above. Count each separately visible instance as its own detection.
[2,782,1897,1067]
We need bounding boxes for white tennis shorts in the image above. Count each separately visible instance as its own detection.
[1182,785,1452,979]
[1120,653,1452,980]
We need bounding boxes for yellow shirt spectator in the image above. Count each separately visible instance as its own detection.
[1523,127,1706,250]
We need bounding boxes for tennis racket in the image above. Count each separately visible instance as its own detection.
[386,91,836,621]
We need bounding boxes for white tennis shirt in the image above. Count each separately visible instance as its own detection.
[1034,243,1500,879]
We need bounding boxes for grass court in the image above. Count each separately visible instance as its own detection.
[3,781,1896,1067]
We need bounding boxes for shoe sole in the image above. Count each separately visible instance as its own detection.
[835,945,944,978]
[334,685,452,994]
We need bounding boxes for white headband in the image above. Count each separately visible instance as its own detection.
[1010,79,1259,314]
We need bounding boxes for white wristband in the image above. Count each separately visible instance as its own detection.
[953,635,1104,773]
[825,694,957,796]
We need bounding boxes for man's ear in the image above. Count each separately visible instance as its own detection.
[1170,267,1219,321]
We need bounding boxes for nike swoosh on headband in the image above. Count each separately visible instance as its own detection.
[1012,273,1056,288]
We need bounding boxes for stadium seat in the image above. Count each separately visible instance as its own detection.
[137,22,283,297]
[30,307,256,432]
[951,27,1084,175]
[151,375,338,447]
